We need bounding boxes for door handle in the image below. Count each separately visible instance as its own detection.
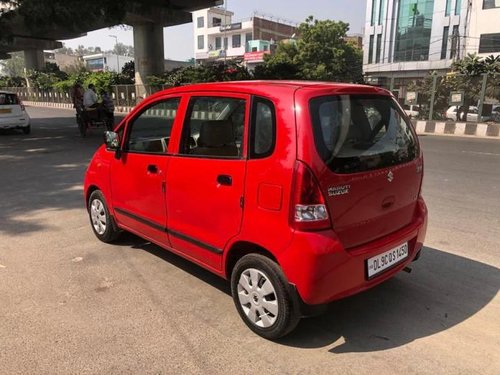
[147,164,158,174]
[217,174,232,186]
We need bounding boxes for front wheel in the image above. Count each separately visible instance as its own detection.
[231,254,300,340]
[88,190,120,243]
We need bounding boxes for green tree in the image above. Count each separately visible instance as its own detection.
[148,60,252,88]
[0,51,25,76]
[408,54,500,120]
[121,60,135,82]
[255,16,363,83]
[111,42,134,57]
[253,42,301,80]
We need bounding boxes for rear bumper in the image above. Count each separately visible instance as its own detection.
[0,117,30,129]
[279,197,428,307]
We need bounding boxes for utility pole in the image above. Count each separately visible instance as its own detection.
[224,0,228,64]
[108,35,120,73]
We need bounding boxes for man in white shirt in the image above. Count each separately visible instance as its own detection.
[83,84,98,108]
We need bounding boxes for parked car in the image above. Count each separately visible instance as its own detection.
[0,91,30,134]
[446,105,491,122]
[492,105,500,123]
[84,81,428,339]
[402,104,419,119]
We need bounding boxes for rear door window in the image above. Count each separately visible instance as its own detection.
[0,93,19,105]
[310,95,418,174]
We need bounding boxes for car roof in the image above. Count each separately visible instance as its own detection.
[146,80,390,101]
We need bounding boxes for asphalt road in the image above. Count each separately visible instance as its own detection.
[0,107,499,374]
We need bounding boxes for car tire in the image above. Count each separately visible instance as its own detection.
[231,254,300,340]
[88,190,120,243]
[22,125,30,135]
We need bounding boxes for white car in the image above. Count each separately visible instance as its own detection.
[0,91,31,134]
[402,104,419,119]
[446,106,490,122]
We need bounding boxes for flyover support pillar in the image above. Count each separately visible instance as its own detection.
[24,49,45,71]
[133,23,165,101]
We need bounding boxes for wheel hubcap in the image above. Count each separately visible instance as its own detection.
[237,268,278,328]
[90,199,107,235]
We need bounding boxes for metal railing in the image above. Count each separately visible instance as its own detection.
[1,85,172,108]
[369,73,500,123]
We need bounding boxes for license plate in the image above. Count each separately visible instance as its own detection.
[367,242,409,278]
[0,108,12,114]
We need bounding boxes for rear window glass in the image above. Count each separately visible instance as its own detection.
[310,95,418,174]
[0,93,19,105]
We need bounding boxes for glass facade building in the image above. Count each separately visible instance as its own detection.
[394,0,435,62]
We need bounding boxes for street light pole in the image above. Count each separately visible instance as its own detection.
[108,35,120,73]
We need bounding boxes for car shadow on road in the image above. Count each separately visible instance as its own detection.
[110,234,499,352]
[114,232,231,296]
[0,113,119,235]
[278,246,499,352]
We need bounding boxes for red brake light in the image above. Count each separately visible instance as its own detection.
[290,160,330,231]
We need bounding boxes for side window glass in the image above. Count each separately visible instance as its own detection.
[251,97,276,158]
[180,96,246,158]
[127,98,180,154]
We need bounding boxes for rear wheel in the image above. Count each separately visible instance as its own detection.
[22,125,30,134]
[88,190,120,243]
[231,254,300,340]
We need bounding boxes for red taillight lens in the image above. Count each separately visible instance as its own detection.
[290,161,330,231]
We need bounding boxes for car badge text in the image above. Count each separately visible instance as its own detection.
[328,185,351,197]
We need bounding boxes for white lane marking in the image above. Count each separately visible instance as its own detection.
[461,151,500,156]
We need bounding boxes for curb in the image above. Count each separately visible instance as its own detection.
[414,121,500,138]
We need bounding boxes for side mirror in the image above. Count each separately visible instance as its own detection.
[104,131,120,150]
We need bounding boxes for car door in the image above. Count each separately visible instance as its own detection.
[110,96,182,247]
[166,93,249,271]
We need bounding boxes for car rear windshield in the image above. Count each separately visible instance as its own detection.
[0,93,19,106]
[310,94,418,174]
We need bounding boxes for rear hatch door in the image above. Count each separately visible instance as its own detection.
[0,93,22,119]
[297,88,422,249]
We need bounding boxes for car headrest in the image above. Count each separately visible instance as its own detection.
[198,120,235,147]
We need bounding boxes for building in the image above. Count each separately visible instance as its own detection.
[346,34,363,49]
[43,51,81,72]
[82,52,192,74]
[83,53,134,73]
[192,7,297,68]
[363,0,500,90]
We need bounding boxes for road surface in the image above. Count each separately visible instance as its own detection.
[0,107,498,374]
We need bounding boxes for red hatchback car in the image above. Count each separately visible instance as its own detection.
[84,81,427,339]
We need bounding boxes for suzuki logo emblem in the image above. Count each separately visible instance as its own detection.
[387,171,394,182]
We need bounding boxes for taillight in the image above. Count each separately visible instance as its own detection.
[290,160,330,231]
[20,100,25,111]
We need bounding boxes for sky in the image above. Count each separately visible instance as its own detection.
[62,0,366,61]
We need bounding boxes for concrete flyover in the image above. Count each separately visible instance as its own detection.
[0,1,222,83]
